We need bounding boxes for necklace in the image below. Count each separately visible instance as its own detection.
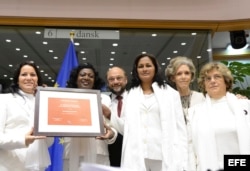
[180,91,192,124]
[180,92,192,109]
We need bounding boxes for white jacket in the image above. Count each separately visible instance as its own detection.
[0,92,52,171]
[189,92,250,171]
[120,83,188,171]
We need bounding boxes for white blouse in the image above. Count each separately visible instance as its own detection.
[140,93,162,160]
[210,97,239,168]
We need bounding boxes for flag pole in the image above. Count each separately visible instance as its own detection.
[46,31,79,171]
[70,31,75,42]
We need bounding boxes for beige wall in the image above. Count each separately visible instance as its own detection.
[0,0,250,21]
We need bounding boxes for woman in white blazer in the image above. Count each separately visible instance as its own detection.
[0,61,53,171]
[165,56,205,171]
[189,62,250,171]
[120,54,188,171]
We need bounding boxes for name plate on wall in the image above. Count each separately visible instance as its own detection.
[44,28,120,39]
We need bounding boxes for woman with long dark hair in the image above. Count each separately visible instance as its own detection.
[120,54,188,171]
[0,61,53,171]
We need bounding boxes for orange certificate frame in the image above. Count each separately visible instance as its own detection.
[33,87,104,137]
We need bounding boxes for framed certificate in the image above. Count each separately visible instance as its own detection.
[33,87,104,137]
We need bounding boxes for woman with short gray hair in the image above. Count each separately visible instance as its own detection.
[165,56,204,171]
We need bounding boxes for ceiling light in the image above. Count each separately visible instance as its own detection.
[16,48,21,51]
[48,77,52,79]
[173,50,178,54]
[9,64,13,67]
[197,56,201,59]
[111,51,115,54]
[161,63,166,65]
[110,58,114,61]
[23,55,28,58]
[82,58,87,60]
[5,39,11,43]
[181,42,186,46]
[44,73,48,76]
[167,57,171,60]
[48,50,53,53]
[53,56,58,59]
[109,63,113,66]
[191,32,197,36]
[10,78,13,80]
[152,33,157,37]
[35,31,41,34]
[74,42,80,46]
[207,49,212,52]
[80,51,85,54]
[40,70,44,73]
[43,41,48,45]
[142,51,147,54]
[112,43,118,47]
[4,75,7,77]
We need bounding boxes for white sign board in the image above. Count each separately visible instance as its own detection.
[44,29,120,39]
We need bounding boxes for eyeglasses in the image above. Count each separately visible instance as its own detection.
[204,74,223,82]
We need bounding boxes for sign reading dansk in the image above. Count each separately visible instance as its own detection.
[44,29,119,39]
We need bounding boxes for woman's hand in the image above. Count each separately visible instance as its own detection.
[96,123,114,140]
[102,104,111,119]
[236,94,248,99]
[25,128,46,147]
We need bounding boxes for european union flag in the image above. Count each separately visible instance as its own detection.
[46,40,79,171]
[54,40,79,88]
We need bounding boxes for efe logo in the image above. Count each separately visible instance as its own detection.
[224,155,250,171]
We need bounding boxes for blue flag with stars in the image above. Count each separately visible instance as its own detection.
[46,40,78,171]
[54,40,79,88]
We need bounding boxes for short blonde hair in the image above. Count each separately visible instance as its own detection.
[165,56,196,87]
[198,62,233,95]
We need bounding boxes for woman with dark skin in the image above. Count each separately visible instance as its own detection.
[63,63,117,171]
